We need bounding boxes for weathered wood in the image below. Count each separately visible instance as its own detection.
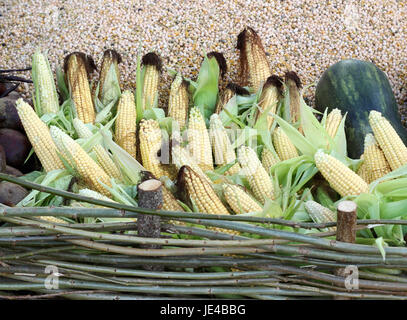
[137,178,163,272]
[334,200,358,300]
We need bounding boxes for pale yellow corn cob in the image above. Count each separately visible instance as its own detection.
[369,111,407,171]
[223,184,262,214]
[50,126,112,196]
[209,114,240,175]
[65,53,95,123]
[32,50,59,114]
[79,188,116,202]
[187,107,213,171]
[237,27,271,93]
[38,216,67,224]
[73,118,122,180]
[180,165,229,214]
[255,78,280,129]
[364,133,391,182]
[215,86,235,114]
[356,154,371,184]
[141,52,161,110]
[115,90,137,159]
[325,108,342,138]
[172,143,212,185]
[314,149,369,197]
[98,49,121,103]
[304,200,336,233]
[237,146,275,204]
[15,99,64,172]
[168,74,189,129]
[139,119,176,180]
[261,147,280,173]
[273,127,299,161]
[162,187,184,212]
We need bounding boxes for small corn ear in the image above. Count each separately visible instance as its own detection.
[223,184,262,214]
[168,74,189,129]
[141,52,161,110]
[115,90,137,159]
[273,127,299,161]
[363,133,391,182]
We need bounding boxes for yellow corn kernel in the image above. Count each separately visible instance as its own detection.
[369,111,407,171]
[141,52,161,110]
[38,216,67,224]
[255,75,282,129]
[139,119,176,180]
[273,127,299,161]
[64,52,95,123]
[179,165,230,215]
[237,27,271,93]
[115,90,137,159]
[168,74,189,129]
[223,184,262,214]
[325,108,342,138]
[187,107,214,172]
[356,154,370,184]
[172,142,212,185]
[209,114,240,175]
[32,50,59,114]
[237,146,275,204]
[15,99,64,172]
[261,147,280,173]
[50,126,112,196]
[314,149,369,197]
[364,133,391,182]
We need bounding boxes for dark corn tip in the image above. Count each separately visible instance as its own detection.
[103,49,122,64]
[285,71,302,89]
[63,51,96,75]
[142,52,163,72]
[226,82,250,96]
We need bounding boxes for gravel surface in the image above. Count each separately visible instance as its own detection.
[0,0,406,125]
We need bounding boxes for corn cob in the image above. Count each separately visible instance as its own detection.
[32,50,59,114]
[369,110,407,171]
[15,99,64,172]
[172,142,212,185]
[73,118,122,180]
[98,49,121,103]
[325,108,342,138]
[261,147,280,173]
[38,216,67,224]
[209,114,240,175]
[79,188,116,203]
[215,83,249,114]
[179,165,229,214]
[187,107,213,172]
[285,71,302,127]
[168,74,189,129]
[50,126,112,196]
[304,200,336,232]
[236,27,271,93]
[139,119,176,180]
[356,154,371,184]
[64,52,96,123]
[162,187,184,212]
[363,133,391,182]
[273,127,299,161]
[115,90,137,159]
[223,184,262,214]
[255,75,282,129]
[237,146,275,204]
[141,52,161,110]
[314,149,369,197]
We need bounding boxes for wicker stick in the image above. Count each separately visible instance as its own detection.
[334,201,358,300]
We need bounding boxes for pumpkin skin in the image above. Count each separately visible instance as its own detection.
[315,59,407,159]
